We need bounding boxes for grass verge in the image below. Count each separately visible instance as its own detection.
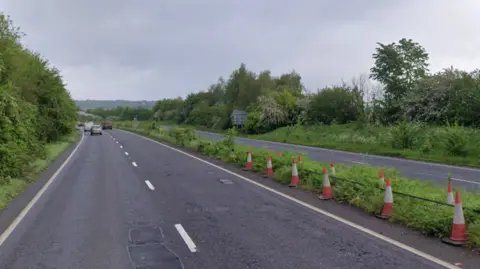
[250,124,480,168]
[0,131,79,211]
[115,121,480,168]
[120,125,480,247]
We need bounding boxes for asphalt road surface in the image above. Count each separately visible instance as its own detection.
[0,129,469,268]
[195,130,480,190]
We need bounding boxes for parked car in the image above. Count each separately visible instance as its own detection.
[102,121,113,130]
[84,121,94,132]
[91,125,103,135]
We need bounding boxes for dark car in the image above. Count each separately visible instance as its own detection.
[102,121,113,130]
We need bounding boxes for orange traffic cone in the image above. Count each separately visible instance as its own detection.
[447,174,454,205]
[379,170,385,184]
[288,159,299,187]
[442,192,468,246]
[318,166,333,200]
[329,161,335,176]
[264,153,273,178]
[243,150,252,171]
[376,177,393,219]
[298,155,302,163]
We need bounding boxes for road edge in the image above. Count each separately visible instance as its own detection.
[0,130,85,246]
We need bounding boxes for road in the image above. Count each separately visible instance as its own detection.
[0,129,470,268]
[195,131,480,190]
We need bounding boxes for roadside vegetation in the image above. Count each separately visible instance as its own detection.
[117,123,480,247]
[90,37,480,167]
[0,13,78,208]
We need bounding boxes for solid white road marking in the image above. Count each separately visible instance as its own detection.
[0,132,85,247]
[125,152,129,156]
[132,161,138,167]
[121,129,458,269]
[174,224,197,253]
[145,180,155,190]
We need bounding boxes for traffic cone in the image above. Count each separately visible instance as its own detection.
[447,174,454,205]
[264,153,273,178]
[442,192,468,246]
[288,159,299,187]
[376,177,393,219]
[330,161,335,176]
[318,166,333,200]
[243,150,253,171]
[298,155,302,163]
[379,170,385,184]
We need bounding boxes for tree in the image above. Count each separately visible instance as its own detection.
[370,38,430,123]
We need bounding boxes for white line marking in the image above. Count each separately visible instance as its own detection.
[121,129,458,269]
[350,160,366,165]
[452,178,480,185]
[125,152,129,156]
[116,141,119,144]
[174,224,197,253]
[0,132,85,247]
[145,180,155,190]
[132,161,138,167]
[414,172,480,185]
[120,145,123,148]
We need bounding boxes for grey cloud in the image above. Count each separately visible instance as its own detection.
[1,0,479,100]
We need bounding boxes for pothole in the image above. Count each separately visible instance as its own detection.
[219,179,234,184]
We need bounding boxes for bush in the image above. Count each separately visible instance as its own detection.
[444,123,468,156]
[390,120,422,149]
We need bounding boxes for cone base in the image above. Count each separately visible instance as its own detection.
[375,214,389,220]
[441,237,467,246]
[288,183,297,188]
[263,175,271,178]
[318,195,333,200]
[242,168,251,171]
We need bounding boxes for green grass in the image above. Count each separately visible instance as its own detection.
[116,121,480,167]
[250,123,480,168]
[121,125,480,247]
[0,131,79,211]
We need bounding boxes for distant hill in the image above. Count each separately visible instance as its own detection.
[75,99,156,110]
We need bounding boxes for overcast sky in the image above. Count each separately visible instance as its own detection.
[1,0,479,100]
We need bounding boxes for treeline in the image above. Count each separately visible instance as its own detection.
[0,14,77,180]
[86,106,154,121]
[93,38,480,133]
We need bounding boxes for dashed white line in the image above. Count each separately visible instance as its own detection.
[116,141,119,144]
[145,180,155,190]
[120,145,123,148]
[414,172,480,185]
[452,177,480,185]
[174,224,197,253]
[350,160,366,165]
[132,161,138,167]
[122,129,458,268]
[125,152,129,156]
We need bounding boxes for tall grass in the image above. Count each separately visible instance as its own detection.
[251,122,480,167]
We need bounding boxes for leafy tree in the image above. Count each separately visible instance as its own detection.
[370,38,429,123]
